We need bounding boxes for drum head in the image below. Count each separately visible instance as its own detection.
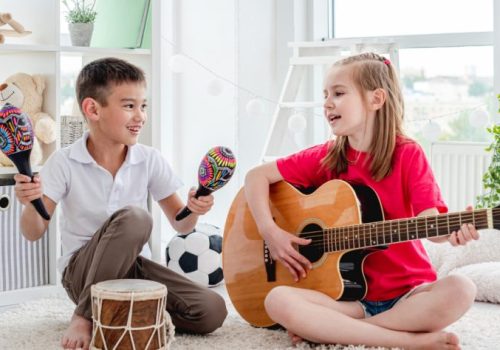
[92,279,167,301]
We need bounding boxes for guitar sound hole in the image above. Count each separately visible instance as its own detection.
[298,223,324,264]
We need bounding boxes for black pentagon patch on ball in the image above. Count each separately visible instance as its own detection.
[165,234,188,265]
[179,252,198,273]
[208,234,222,253]
[208,267,224,286]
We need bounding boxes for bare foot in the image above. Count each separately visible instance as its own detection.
[287,330,303,346]
[410,331,460,350]
[61,313,92,350]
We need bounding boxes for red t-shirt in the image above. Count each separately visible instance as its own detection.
[276,138,446,301]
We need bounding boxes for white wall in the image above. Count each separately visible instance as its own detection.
[162,0,295,241]
[236,0,294,187]
[165,0,236,236]
[160,0,499,245]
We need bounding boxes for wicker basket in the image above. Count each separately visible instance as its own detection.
[60,115,86,148]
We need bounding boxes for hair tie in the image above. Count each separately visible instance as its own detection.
[383,58,391,66]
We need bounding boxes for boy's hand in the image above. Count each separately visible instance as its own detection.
[448,205,480,246]
[13,174,43,206]
[186,187,214,215]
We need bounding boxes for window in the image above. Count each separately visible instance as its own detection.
[400,47,493,146]
[330,0,495,151]
[332,0,492,38]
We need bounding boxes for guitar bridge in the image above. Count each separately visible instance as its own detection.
[264,242,276,282]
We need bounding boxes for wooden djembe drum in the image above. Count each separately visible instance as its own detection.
[90,279,174,350]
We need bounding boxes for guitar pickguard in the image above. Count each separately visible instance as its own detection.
[297,223,384,300]
[338,249,376,300]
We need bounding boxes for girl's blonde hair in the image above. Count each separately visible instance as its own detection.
[321,52,405,181]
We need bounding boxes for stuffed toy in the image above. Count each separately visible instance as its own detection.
[0,73,56,166]
[0,12,31,44]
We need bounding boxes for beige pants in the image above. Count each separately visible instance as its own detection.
[61,206,227,334]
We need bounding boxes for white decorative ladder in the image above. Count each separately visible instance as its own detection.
[261,39,399,162]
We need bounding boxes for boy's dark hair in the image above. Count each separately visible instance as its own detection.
[76,57,146,111]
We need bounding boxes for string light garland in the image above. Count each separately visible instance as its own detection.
[469,107,489,128]
[168,54,188,74]
[167,51,275,103]
[421,121,442,142]
[163,36,492,137]
[206,79,224,96]
[288,113,307,133]
[245,98,265,117]
[408,103,490,124]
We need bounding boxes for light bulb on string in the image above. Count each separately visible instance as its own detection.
[162,39,491,135]
[288,112,307,133]
[422,121,441,142]
[207,79,223,96]
[469,108,489,128]
[169,54,188,73]
[246,98,264,117]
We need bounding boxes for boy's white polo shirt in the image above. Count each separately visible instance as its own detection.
[41,131,183,273]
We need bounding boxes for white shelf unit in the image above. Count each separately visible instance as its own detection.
[0,0,164,306]
[261,40,399,162]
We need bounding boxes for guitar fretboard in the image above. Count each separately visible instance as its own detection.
[322,208,493,252]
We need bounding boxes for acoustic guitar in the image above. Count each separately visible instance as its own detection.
[222,179,500,327]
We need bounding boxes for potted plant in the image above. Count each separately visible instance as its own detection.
[476,94,500,209]
[62,0,97,47]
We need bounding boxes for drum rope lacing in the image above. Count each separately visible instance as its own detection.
[92,291,168,350]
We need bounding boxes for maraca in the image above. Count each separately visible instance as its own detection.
[0,103,50,220]
[175,146,236,221]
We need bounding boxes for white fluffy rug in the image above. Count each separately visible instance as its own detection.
[0,292,499,350]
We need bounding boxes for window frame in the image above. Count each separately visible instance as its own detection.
[328,0,499,103]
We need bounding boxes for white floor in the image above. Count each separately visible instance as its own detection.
[0,284,66,310]
[0,283,230,313]
[0,305,16,312]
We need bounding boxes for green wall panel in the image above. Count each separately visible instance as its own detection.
[91,0,151,49]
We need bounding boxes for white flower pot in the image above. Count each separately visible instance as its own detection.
[68,22,94,47]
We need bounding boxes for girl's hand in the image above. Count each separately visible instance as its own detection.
[262,226,312,282]
[14,174,42,206]
[186,187,214,216]
[448,205,480,246]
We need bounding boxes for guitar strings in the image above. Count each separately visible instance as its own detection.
[298,207,500,238]
[290,210,497,239]
[278,209,500,250]
[301,220,499,250]
[299,218,499,250]
[300,222,496,240]
[300,216,494,243]
[303,223,492,249]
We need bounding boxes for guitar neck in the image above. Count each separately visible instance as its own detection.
[322,208,495,252]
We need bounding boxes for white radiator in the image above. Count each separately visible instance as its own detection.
[0,177,50,292]
[431,141,492,212]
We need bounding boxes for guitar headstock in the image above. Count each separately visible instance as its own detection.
[493,205,500,230]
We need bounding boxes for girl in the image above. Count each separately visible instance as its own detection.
[244,52,478,349]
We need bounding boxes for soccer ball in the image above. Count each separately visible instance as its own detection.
[166,223,223,287]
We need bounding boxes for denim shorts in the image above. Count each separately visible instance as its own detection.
[358,284,429,318]
[359,296,404,317]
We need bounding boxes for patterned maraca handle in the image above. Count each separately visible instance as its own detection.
[175,147,236,221]
[0,103,51,220]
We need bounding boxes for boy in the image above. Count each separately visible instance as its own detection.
[14,57,227,350]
